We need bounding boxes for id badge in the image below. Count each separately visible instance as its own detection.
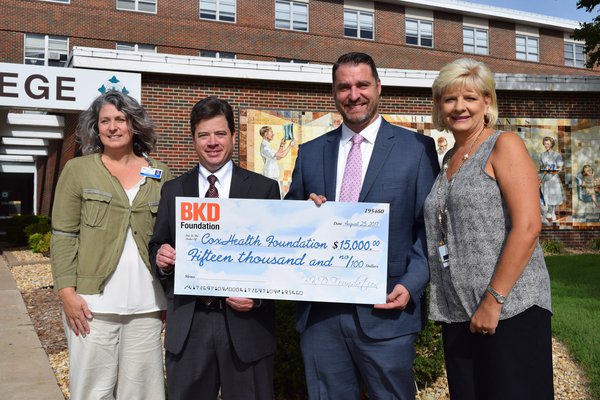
[437,243,450,269]
[140,166,163,179]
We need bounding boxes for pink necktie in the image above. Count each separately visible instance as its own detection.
[339,134,364,202]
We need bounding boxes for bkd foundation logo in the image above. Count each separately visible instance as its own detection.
[181,202,220,222]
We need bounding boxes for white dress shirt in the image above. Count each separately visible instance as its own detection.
[198,160,233,199]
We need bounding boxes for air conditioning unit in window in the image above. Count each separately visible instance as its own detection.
[48,52,62,60]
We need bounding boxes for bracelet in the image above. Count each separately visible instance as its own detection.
[486,284,507,304]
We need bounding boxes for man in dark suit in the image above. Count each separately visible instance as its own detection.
[285,52,439,399]
[149,96,279,400]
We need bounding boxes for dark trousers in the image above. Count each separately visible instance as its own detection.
[442,305,554,400]
[301,303,417,400]
[165,301,273,400]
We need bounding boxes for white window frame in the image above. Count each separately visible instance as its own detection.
[463,26,488,55]
[405,18,433,48]
[38,0,70,3]
[275,0,308,32]
[199,50,236,59]
[515,35,539,62]
[344,9,374,40]
[564,39,585,68]
[116,43,157,53]
[116,0,157,13]
[200,0,236,23]
[515,25,539,62]
[24,34,69,67]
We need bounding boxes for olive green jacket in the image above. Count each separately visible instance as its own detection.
[51,153,172,294]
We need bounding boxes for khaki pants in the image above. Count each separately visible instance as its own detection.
[63,311,165,400]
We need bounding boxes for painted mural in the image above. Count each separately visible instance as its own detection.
[240,109,600,230]
[499,118,600,228]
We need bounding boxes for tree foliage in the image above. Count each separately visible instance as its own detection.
[572,0,600,68]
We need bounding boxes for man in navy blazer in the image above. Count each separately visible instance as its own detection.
[149,97,279,400]
[285,53,439,399]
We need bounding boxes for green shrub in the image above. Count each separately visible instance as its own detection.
[28,231,51,254]
[541,239,565,255]
[39,232,51,255]
[274,301,306,400]
[24,215,51,237]
[414,320,445,389]
[591,237,600,251]
[28,232,43,249]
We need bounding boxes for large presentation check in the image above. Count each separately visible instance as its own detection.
[174,197,389,304]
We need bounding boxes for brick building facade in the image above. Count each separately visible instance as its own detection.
[1,0,599,247]
[2,0,599,75]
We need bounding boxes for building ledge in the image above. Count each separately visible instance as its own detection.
[70,47,600,92]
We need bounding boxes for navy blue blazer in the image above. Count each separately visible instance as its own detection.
[149,164,280,361]
[285,119,439,340]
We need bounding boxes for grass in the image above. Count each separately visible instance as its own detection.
[546,254,600,400]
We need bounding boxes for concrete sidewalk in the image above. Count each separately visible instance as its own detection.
[0,254,64,400]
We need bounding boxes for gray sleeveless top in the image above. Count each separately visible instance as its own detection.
[424,131,552,323]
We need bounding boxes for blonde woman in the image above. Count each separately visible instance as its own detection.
[425,58,553,399]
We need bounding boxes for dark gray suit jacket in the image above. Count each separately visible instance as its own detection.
[149,163,280,362]
[286,119,439,340]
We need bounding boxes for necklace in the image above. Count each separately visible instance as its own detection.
[436,126,486,243]
[445,125,486,176]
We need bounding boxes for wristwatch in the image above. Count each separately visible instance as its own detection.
[486,284,507,304]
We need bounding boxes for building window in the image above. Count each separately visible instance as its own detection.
[39,0,70,3]
[463,27,488,55]
[117,0,157,13]
[116,43,157,53]
[406,18,433,47]
[24,34,68,67]
[564,42,585,68]
[276,58,308,63]
[344,9,374,40]
[516,35,538,62]
[200,0,236,22]
[275,0,308,31]
[200,50,236,59]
